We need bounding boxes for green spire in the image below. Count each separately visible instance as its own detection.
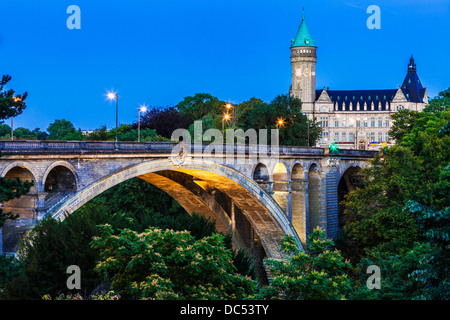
[291,10,316,47]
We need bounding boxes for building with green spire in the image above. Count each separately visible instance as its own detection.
[289,11,428,150]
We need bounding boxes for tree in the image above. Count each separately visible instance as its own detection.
[247,94,322,146]
[136,106,190,139]
[47,119,83,141]
[0,75,27,121]
[91,224,257,300]
[423,87,450,115]
[176,93,224,123]
[260,228,352,300]
[0,75,33,227]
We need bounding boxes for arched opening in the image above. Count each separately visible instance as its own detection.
[252,163,270,193]
[44,166,77,212]
[337,166,363,230]
[308,163,321,233]
[2,166,37,218]
[1,166,37,253]
[272,163,289,214]
[51,160,302,263]
[291,163,306,245]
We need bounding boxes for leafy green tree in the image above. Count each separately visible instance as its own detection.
[0,75,33,227]
[0,75,27,121]
[0,123,11,137]
[176,93,224,123]
[247,94,322,146]
[404,198,450,300]
[47,119,83,141]
[423,87,450,115]
[260,228,353,300]
[136,106,190,139]
[91,224,257,300]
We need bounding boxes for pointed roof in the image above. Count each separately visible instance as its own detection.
[401,55,425,103]
[291,10,316,47]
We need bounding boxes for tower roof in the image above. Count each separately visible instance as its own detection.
[291,11,316,47]
[401,55,425,103]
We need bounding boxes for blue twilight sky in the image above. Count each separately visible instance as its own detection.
[1,0,449,131]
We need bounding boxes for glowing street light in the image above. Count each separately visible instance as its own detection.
[276,118,285,129]
[107,91,119,142]
[138,104,148,142]
[225,103,235,129]
[222,113,231,133]
[10,96,21,141]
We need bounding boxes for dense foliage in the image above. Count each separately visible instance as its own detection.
[260,228,352,300]
[91,224,257,300]
[0,75,33,227]
[338,89,450,299]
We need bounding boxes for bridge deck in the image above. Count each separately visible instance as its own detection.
[0,141,377,158]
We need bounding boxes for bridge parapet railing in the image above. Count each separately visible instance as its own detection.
[0,140,376,157]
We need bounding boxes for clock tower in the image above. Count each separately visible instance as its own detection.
[290,11,317,114]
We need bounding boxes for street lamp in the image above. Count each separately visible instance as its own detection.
[222,113,231,133]
[276,117,284,129]
[302,112,309,147]
[107,91,119,142]
[226,103,235,129]
[138,105,147,142]
[11,96,21,141]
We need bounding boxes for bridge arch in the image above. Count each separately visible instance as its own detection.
[51,159,303,259]
[1,162,38,219]
[42,161,79,192]
[337,164,365,231]
[307,162,321,233]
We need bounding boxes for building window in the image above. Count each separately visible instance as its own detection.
[320,117,328,128]
[385,117,390,127]
[356,120,361,128]
[334,132,339,142]
[349,132,354,142]
[320,131,329,143]
[370,132,375,142]
[378,132,383,142]
[371,117,375,127]
[378,117,382,127]
[342,118,346,128]
[342,132,346,142]
[335,119,339,128]
[386,132,390,142]
[364,119,368,128]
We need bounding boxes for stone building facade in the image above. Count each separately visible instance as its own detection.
[290,13,428,149]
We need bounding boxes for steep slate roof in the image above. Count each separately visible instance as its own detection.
[315,56,426,110]
[315,89,397,111]
[401,56,425,103]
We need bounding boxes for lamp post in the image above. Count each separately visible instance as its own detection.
[222,113,230,134]
[11,96,20,141]
[226,103,235,129]
[138,105,147,142]
[107,91,119,142]
[302,112,309,147]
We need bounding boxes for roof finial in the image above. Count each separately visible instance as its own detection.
[302,7,305,20]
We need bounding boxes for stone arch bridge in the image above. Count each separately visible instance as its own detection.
[0,140,374,264]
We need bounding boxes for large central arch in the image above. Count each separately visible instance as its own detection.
[51,159,303,259]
